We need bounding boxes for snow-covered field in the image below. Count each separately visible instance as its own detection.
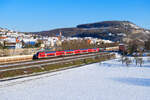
[0,57,150,100]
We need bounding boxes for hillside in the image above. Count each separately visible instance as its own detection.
[77,21,140,29]
[31,21,150,42]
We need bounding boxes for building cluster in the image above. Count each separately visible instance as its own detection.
[0,28,113,49]
[0,28,37,49]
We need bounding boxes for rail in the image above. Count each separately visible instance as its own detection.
[0,53,113,72]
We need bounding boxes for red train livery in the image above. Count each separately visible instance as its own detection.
[35,48,101,59]
[34,46,119,59]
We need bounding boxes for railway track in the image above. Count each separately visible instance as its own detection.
[0,52,109,71]
[0,52,98,66]
[0,52,106,68]
[0,55,98,72]
[0,52,115,81]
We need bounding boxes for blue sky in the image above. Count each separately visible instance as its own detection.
[0,0,150,32]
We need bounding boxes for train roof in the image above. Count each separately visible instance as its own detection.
[65,50,74,51]
[37,48,99,54]
[45,51,56,53]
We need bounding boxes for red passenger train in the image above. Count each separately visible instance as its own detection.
[34,48,102,59]
[34,46,120,59]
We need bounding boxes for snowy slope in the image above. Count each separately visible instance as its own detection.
[0,57,150,100]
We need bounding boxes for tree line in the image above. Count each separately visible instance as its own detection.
[59,39,119,51]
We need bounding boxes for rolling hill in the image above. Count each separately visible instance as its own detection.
[31,21,150,42]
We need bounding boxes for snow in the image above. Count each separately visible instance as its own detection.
[129,23,140,29]
[0,56,150,100]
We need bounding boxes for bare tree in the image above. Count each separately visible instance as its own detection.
[120,55,125,64]
[134,54,138,66]
[124,57,132,66]
[138,58,144,67]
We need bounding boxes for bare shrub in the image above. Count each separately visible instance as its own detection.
[134,56,138,66]
[120,55,126,64]
[124,57,132,66]
[137,58,144,67]
[134,57,144,67]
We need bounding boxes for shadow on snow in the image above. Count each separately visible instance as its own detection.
[111,77,150,87]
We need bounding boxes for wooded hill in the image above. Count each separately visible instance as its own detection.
[30,21,150,42]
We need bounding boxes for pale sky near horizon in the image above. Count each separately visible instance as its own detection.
[0,0,150,32]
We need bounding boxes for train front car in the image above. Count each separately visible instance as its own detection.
[37,52,46,58]
[33,52,39,59]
